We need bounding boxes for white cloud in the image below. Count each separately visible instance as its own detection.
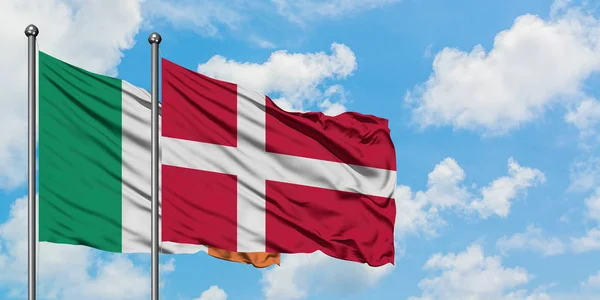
[143,0,243,37]
[0,0,144,189]
[582,270,600,289]
[194,285,228,300]
[504,290,553,300]
[394,185,445,238]
[272,99,305,113]
[160,257,176,273]
[158,257,176,288]
[565,98,600,137]
[409,244,547,300]
[142,0,401,46]
[318,85,348,116]
[550,0,574,17]
[319,99,347,116]
[406,4,600,135]
[418,157,471,209]
[469,158,546,218]
[395,158,470,238]
[248,35,277,49]
[585,188,600,222]
[72,256,149,300]
[568,187,600,254]
[497,187,600,254]
[496,225,566,256]
[272,0,401,24]
[571,228,600,253]
[396,157,545,238]
[197,43,357,112]
[394,157,468,238]
[424,44,434,58]
[569,156,600,192]
[260,251,394,300]
[0,196,150,299]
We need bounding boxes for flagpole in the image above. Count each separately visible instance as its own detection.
[149,32,162,300]
[25,24,39,300]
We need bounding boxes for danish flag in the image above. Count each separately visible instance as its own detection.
[161,59,397,267]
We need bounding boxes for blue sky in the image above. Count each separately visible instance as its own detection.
[1,0,600,299]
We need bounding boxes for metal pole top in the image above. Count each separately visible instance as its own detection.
[148,32,162,45]
[24,24,39,37]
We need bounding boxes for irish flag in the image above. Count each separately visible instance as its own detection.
[38,51,279,267]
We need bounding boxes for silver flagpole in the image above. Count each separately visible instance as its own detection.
[25,24,39,300]
[148,32,162,300]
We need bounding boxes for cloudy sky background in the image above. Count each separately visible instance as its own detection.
[1,0,600,299]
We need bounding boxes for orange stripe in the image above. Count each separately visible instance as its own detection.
[207,247,280,268]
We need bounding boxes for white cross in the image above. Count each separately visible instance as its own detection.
[162,86,396,252]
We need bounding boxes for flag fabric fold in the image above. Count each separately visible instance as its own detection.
[160,58,397,267]
[38,51,279,267]
[208,248,280,268]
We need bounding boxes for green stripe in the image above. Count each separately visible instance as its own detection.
[39,52,123,252]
